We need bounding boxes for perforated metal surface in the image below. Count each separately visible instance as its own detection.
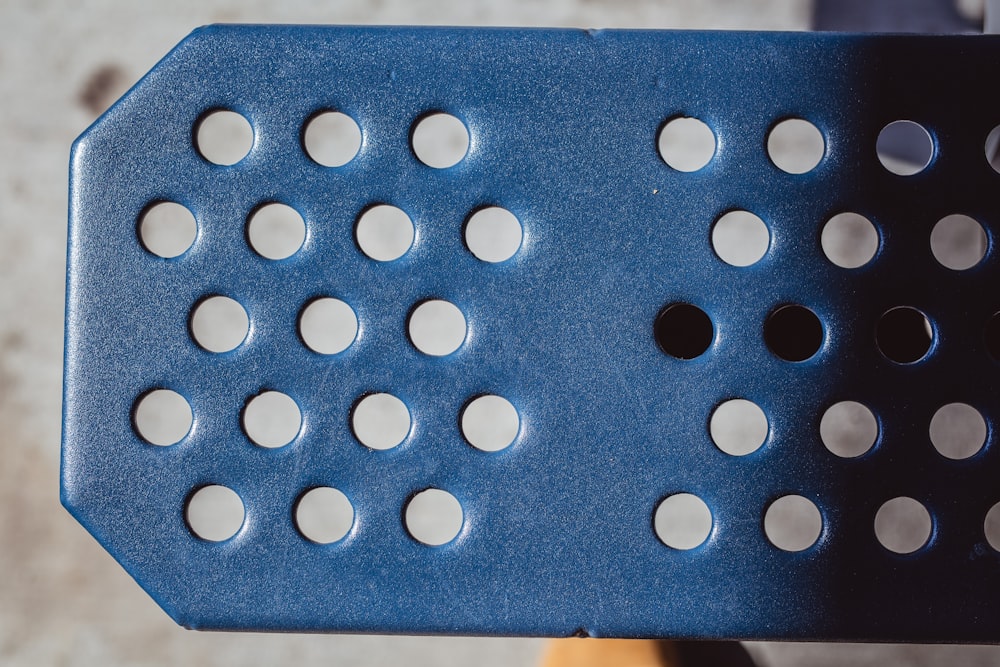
[63,25,1000,639]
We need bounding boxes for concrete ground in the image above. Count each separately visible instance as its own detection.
[4,0,1000,665]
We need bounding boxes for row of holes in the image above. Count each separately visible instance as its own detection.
[135,389,519,452]
[655,302,1000,365]
[186,482,1000,557]
[198,109,1000,179]
[190,295,468,357]
[187,484,463,546]
[656,492,1000,555]
[197,109,470,169]
[661,116,1000,177]
[711,210,989,271]
[195,292,981,366]
[138,383,985,460]
[712,398,987,460]
[139,201,523,264]
[141,200,991,273]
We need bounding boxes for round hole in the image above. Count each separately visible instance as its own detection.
[876,307,932,364]
[247,203,306,260]
[242,391,301,448]
[764,304,824,362]
[654,493,713,550]
[186,485,245,542]
[986,312,1000,362]
[929,403,986,460]
[195,110,253,166]
[877,120,933,176]
[133,389,192,446]
[710,399,768,456]
[986,125,1000,174]
[355,205,414,262]
[465,207,523,263]
[821,212,879,269]
[408,300,467,357]
[930,214,987,271]
[412,113,469,169]
[405,489,464,546]
[653,303,714,360]
[657,117,716,172]
[712,210,770,267]
[767,118,825,174]
[764,495,823,552]
[138,202,197,258]
[299,298,358,355]
[295,487,354,544]
[820,401,878,458]
[303,111,362,167]
[461,395,519,452]
[985,502,1000,551]
[190,296,249,353]
[875,497,932,554]
[352,393,410,450]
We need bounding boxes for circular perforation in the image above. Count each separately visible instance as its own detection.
[303,111,362,167]
[654,493,713,550]
[767,118,825,174]
[875,497,932,554]
[465,207,523,263]
[186,485,245,542]
[355,205,414,262]
[654,303,714,360]
[247,203,306,260]
[876,307,932,364]
[242,391,302,449]
[712,211,770,267]
[189,296,250,353]
[352,393,411,450]
[133,389,193,447]
[764,495,823,552]
[412,113,469,168]
[877,120,933,176]
[298,297,358,355]
[195,109,253,166]
[408,300,467,357]
[461,395,520,452]
[139,202,197,258]
[296,487,354,544]
[710,399,768,456]
[405,489,464,546]
[657,117,716,172]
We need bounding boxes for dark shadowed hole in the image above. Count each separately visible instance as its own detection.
[876,307,932,364]
[764,305,823,362]
[654,303,714,360]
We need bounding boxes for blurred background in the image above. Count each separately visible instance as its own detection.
[4,0,1000,665]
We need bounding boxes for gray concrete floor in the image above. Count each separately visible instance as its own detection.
[5,0,1000,665]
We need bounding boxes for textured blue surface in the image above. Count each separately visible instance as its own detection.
[63,25,1000,639]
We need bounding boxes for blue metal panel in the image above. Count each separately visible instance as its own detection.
[63,26,1000,639]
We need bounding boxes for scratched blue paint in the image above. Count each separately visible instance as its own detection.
[63,25,1000,639]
